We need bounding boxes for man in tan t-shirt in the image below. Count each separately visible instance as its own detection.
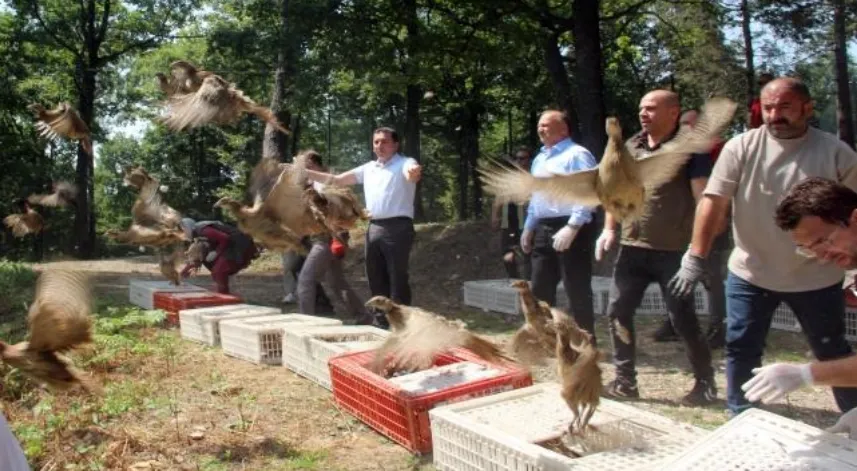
[669,77,857,416]
[598,89,715,406]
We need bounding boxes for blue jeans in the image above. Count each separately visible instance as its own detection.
[725,271,857,414]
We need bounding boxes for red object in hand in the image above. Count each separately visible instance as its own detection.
[331,238,347,258]
[845,283,857,308]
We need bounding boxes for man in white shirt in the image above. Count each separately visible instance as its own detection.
[305,127,422,328]
[669,77,857,416]
[523,110,598,337]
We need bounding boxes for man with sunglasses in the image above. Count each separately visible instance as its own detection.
[743,177,857,438]
[668,77,857,417]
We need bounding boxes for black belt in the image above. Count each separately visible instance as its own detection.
[370,216,412,224]
[537,217,572,226]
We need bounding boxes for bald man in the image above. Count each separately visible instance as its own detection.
[669,77,857,417]
[523,110,598,338]
[600,90,716,406]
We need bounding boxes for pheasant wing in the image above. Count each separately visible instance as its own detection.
[479,159,601,207]
[27,270,92,352]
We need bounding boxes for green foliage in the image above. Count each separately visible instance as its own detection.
[0,260,37,343]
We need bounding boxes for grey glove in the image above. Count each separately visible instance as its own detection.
[668,251,707,299]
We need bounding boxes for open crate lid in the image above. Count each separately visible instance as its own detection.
[388,361,503,395]
[660,408,857,470]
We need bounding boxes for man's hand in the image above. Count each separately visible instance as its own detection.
[595,230,616,261]
[520,230,534,254]
[741,363,814,404]
[668,251,707,298]
[827,407,857,440]
[552,225,579,252]
[404,162,422,182]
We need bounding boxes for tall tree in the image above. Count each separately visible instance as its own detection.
[14,0,197,257]
[832,0,854,148]
[262,0,292,160]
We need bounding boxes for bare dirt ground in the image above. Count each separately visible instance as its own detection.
[7,221,845,469]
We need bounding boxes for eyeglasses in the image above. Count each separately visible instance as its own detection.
[794,224,845,258]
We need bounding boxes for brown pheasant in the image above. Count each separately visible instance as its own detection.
[27,181,78,208]
[555,310,602,435]
[123,166,182,229]
[155,60,213,97]
[509,280,557,365]
[365,296,512,375]
[28,102,93,156]
[479,97,737,222]
[158,245,184,285]
[215,155,367,253]
[105,224,187,247]
[4,200,44,238]
[0,270,96,391]
[160,74,290,134]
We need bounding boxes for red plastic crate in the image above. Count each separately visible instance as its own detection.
[328,348,533,454]
[153,291,242,327]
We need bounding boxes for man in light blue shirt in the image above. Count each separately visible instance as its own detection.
[305,127,422,328]
[523,110,599,337]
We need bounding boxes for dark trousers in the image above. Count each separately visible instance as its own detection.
[530,218,596,337]
[607,245,713,384]
[704,248,728,328]
[298,239,369,322]
[365,217,415,305]
[206,244,256,294]
[501,230,531,280]
[725,272,857,414]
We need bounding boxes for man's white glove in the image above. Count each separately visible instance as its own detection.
[552,225,579,252]
[595,229,616,261]
[827,407,857,440]
[741,363,814,404]
[205,251,218,263]
[668,250,707,298]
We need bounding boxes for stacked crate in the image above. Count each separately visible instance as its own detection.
[179,304,282,346]
[219,314,342,365]
[329,348,533,454]
[430,383,707,470]
[281,325,390,390]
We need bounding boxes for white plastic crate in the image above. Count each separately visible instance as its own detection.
[281,325,389,390]
[128,279,204,310]
[430,382,706,471]
[389,362,503,394]
[770,303,801,333]
[220,314,342,365]
[661,408,857,470]
[179,304,282,346]
[767,305,857,343]
[461,279,570,317]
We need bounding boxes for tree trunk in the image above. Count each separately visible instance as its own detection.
[464,102,483,219]
[527,108,539,152]
[262,0,291,160]
[403,0,423,220]
[75,60,97,259]
[404,83,423,220]
[542,33,581,142]
[833,0,855,148]
[740,0,756,111]
[289,114,302,158]
[572,0,607,158]
[456,128,468,221]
